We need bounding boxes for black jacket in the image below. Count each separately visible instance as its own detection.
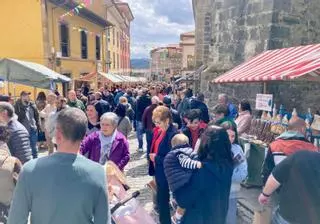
[170,107,182,129]
[148,125,178,186]
[102,93,115,110]
[178,97,191,117]
[7,119,32,164]
[190,99,210,123]
[95,99,111,118]
[175,160,233,224]
[136,94,151,121]
[164,144,197,193]
[14,99,40,130]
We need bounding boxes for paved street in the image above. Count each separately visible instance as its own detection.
[123,133,155,215]
[38,132,158,222]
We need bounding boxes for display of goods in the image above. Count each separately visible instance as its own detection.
[270,123,286,135]
[311,114,320,131]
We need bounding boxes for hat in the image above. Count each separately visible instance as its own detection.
[163,96,172,105]
[0,95,10,102]
[20,91,31,96]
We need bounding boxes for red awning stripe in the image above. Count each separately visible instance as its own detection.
[214,44,320,83]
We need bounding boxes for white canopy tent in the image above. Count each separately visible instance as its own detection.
[0,58,70,89]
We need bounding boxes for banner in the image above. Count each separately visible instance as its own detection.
[255,94,273,112]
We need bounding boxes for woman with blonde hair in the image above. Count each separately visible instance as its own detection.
[149,106,178,224]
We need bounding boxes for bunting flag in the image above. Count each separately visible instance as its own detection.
[71,25,106,38]
[59,0,93,21]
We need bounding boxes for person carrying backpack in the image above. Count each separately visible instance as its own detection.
[0,123,22,222]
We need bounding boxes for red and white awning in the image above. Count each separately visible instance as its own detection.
[214,44,320,83]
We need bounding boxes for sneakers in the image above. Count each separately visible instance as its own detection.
[138,148,144,153]
[171,216,182,224]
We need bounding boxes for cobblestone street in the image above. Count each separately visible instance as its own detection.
[108,132,160,222]
[38,132,249,224]
[123,133,158,220]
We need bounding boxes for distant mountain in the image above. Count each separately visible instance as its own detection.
[131,58,150,69]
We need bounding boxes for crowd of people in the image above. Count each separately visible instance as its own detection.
[0,82,319,224]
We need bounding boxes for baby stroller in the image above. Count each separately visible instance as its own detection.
[0,203,9,224]
[106,161,156,224]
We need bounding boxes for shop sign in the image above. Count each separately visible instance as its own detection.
[255,94,273,112]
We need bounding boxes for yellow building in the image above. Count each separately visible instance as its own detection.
[105,0,133,76]
[0,0,133,99]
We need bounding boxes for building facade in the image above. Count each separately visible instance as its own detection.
[193,0,320,113]
[106,0,133,76]
[180,31,195,74]
[131,69,151,80]
[150,45,182,81]
[0,0,133,98]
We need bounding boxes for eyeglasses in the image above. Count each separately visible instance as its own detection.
[153,120,162,125]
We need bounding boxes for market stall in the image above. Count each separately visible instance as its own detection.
[0,58,70,89]
[213,43,320,223]
[0,58,71,99]
[213,44,320,186]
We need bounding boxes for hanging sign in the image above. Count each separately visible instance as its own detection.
[255,94,273,112]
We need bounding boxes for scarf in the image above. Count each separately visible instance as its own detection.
[99,130,117,165]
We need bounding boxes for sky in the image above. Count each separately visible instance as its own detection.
[122,0,195,59]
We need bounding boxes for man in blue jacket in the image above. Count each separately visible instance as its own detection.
[218,93,237,119]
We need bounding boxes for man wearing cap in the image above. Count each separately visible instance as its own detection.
[14,91,40,159]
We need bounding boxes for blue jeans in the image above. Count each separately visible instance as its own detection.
[29,128,38,158]
[136,121,144,149]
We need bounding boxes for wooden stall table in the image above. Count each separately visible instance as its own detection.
[239,137,268,188]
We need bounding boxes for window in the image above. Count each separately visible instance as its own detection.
[187,55,194,70]
[117,32,119,48]
[117,54,120,69]
[60,23,70,57]
[96,35,101,60]
[113,52,116,69]
[80,30,88,59]
[107,28,110,42]
[112,28,115,45]
[107,50,111,61]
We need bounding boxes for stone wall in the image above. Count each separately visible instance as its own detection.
[266,81,320,114]
[194,0,320,114]
[192,0,213,68]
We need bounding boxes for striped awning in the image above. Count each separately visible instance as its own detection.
[99,72,124,83]
[214,44,320,83]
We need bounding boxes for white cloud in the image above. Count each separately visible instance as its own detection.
[122,0,194,58]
